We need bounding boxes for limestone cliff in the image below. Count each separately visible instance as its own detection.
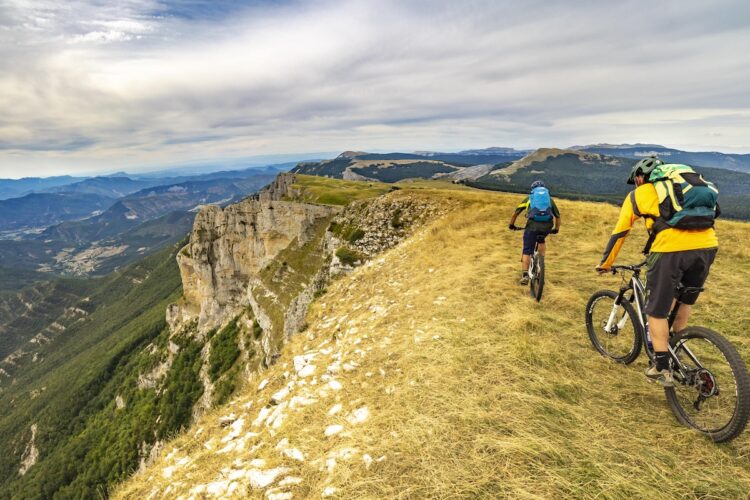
[170,198,338,333]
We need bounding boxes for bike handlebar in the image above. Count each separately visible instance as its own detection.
[607,261,648,274]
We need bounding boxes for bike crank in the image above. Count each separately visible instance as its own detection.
[691,368,720,410]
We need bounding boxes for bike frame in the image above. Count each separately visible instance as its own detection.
[608,264,705,383]
[511,226,549,280]
[528,241,541,280]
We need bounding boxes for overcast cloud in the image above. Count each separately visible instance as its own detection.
[0,0,749,177]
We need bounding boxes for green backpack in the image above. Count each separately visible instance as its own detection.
[632,163,720,253]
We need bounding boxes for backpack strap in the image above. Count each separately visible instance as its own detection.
[630,191,658,255]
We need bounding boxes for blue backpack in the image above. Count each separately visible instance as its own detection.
[527,187,553,222]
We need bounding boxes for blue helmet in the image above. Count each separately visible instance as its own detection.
[530,180,545,190]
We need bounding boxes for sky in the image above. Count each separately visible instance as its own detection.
[1,0,749,178]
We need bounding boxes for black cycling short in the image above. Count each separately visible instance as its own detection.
[522,229,549,255]
[645,248,718,318]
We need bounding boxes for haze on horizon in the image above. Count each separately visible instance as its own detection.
[1,0,749,178]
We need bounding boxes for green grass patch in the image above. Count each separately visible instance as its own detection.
[289,175,391,206]
[335,247,365,266]
[329,221,365,242]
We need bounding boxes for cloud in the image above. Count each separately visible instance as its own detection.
[0,0,749,176]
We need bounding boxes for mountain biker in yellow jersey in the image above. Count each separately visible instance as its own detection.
[596,156,719,386]
[509,180,561,285]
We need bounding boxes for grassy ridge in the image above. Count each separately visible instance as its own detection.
[288,174,393,205]
[118,181,750,498]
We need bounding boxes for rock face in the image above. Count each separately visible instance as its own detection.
[18,424,38,476]
[173,197,339,332]
[332,195,450,258]
[255,172,298,202]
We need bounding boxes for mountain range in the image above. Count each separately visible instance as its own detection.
[291,147,750,220]
[571,143,750,173]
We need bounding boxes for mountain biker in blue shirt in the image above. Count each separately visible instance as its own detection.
[509,180,561,284]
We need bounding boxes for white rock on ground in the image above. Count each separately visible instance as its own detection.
[218,414,236,426]
[246,467,290,489]
[222,417,245,442]
[275,439,306,462]
[278,476,304,487]
[289,395,317,408]
[266,402,288,429]
[327,404,342,416]
[253,407,272,427]
[271,384,292,404]
[347,407,369,425]
[205,480,230,496]
[298,364,316,378]
[324,425,344,437]
[322,487,338,497]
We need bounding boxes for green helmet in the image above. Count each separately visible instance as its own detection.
[627,155,664,184]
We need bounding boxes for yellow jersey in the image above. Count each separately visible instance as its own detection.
[599,183,718,269]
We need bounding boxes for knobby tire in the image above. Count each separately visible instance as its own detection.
[530,254,544,302]
[585,289,643,364]
[665,326,750,442]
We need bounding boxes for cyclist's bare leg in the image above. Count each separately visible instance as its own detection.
[522,254,530,272]
[672,303,692,333]
[648,316,670,352]
[537,242,546,256]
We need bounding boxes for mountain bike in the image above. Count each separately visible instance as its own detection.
[585,261,750,442]
[511,226,554,302]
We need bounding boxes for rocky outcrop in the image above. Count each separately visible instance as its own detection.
[254,172,298,202]
[331,194,452,258]
[173,198,339,332]
[18,424,38,476]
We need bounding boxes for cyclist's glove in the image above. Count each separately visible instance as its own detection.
[550,228,559,234]
[509,224,517,230]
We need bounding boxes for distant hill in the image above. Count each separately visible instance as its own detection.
[41,176,274,245]
[293,149,750,220]
[0,192,114,232]
[0,176,85,201]
[45,177,165,198]
[291,151,518,182]
[466,148,750,219]
[0,171,276,288]
[572,144,750,173]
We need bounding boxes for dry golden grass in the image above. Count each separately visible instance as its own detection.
[117,184,750,499]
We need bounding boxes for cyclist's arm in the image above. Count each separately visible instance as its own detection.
[551,200,561,231]
[509,197,529,227]
[599,194,638,269]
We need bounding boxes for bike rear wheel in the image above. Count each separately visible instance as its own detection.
[529,254,544,302]
[665,326,750,442]
[585,290,642,364]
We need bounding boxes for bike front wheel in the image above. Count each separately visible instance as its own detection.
[585,290,643,364]
[529,254,544,302]
[666,326,750,442]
